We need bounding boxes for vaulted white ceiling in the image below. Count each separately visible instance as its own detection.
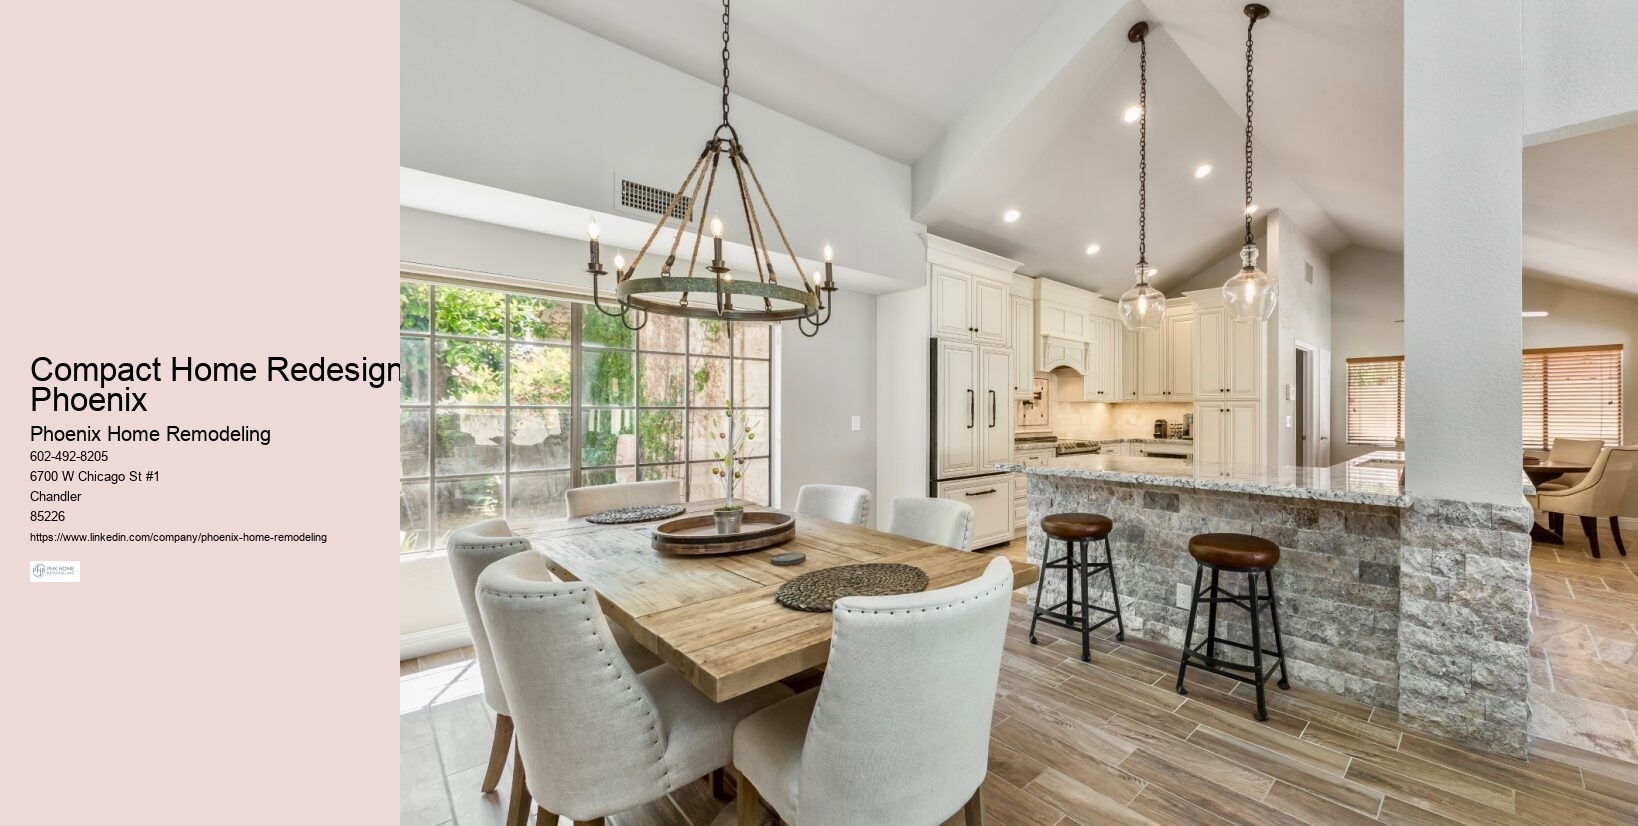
[506,0,1636,297]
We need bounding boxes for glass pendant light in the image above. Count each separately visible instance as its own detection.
[1118,22,1166,333]
[1223,4,1276,323]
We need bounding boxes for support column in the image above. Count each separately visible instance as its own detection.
[1403,0,1523,504]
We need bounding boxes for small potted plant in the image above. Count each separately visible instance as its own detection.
[711,403,756,533]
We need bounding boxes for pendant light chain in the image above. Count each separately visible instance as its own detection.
[1243,11,1257,245]
[1137,33,1148,272]
[720,0,732,126]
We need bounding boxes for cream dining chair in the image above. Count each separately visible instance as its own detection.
[888,497,975,551]
[564,479,683,517]
[477,552,793,826]
[1537,437,1605,491]
[793,484,872,526]
[446,520,661,826]
[731,556,1014,826]
[1537,446,1638,558]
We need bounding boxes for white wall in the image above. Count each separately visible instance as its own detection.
[777,290,878,509]
[1328,249,1638,461]
[1522,0,1638,144]
[873,285,931,529]
[402,0,925,287]
[1328,247,1405,463]
[1267,211,1334,467]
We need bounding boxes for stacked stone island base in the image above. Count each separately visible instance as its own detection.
[1000,450,1533,758]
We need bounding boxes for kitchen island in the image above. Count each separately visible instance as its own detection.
[996,450,1535,757]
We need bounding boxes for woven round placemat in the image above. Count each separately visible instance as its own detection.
[585,504,686,525]
[774,563,929,612]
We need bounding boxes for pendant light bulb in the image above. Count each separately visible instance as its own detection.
[1223,244,1276,322]
[1119,264,1166,332]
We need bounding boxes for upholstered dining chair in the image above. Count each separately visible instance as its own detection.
[1536,446,1638,558]
[477,551,793,826]
[446,520,661,826]
[731,556,1014,826]
[1538,437,1606,491]
[888,497,975,551]
[793,484,872,526]
[565,479,683,518]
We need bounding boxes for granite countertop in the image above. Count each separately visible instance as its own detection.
[1013,435,1195,447]
[997,450,1410,507]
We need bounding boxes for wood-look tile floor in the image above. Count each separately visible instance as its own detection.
[401,535,1638,826]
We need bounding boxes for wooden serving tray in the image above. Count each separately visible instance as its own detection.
[651,511,796,555]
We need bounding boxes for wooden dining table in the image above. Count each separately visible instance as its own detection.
[1524,460,1592,544]
[525,504,1039,702]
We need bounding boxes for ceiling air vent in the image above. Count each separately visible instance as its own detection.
[616,177,692,221]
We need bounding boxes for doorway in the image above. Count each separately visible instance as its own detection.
[1295,345,1314,467]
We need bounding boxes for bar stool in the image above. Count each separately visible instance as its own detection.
[1028,512,1125,661]
[1174,533,1290,721]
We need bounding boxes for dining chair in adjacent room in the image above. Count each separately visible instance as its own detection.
[564,479,683,517]
[887,497,975,550]
[478,551,794,826]
[1537,437,1606,491]
[446,520,662,826]
[793,484,872,526]
[731,556,1014,826]
[1536,446,1638,558]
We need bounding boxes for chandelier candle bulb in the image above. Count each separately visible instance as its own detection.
[586,218,602,271]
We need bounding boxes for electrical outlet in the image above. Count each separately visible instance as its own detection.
[850,416,861,432]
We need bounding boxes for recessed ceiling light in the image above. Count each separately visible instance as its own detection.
[1085,243,1101,255]
[1244,203,1259,216]
[1003,209,1021,223]
[1194,164,1213,179]
[1122,105,1143,124]
[1522,311,1549,318]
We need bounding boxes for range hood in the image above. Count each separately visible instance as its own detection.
[1039,334,1088,374]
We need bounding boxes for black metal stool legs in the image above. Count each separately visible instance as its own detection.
[1027,539,1050,645]
[1030,533,1124,662]
[1264,570,1291,691]
[1174,562,1290,719]
[1246,571,1267,720]
[1175,566,1204,695]
[1103,537,1126,642]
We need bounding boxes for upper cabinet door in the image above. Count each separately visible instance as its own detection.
[932,266,973,339]
[936,339,980,478]
[1224,315,1262,398]
[1193,306,1225,397]
[1121,327,1138,400]
[1010,295,1034,398]
[1137,324,1167,401]
[971,278,1010,343]
[1166,311,1195,401]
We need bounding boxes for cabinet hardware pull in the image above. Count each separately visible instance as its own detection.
[967,389,974,428]
[964,489,997,496]
[989,390,997,427]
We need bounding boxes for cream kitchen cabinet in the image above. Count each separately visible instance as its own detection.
[934,339,1015,479]
[1010,293,1035,398]
[1194,401,1261,468]
[1010,444,1056,535]
[1076,314,1122,401]
[1040,335,1087,374]
[1137,303,1194,401]
[936,474,1015,549]
[932,265,1009,344]
[1193,305,1263,399]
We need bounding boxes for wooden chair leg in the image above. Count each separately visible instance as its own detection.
[736,769,762,826]
[1549,511,1563,535]
[964,785,984,825]
[1611,516,1628,556]
[481,714,514,793]
[711,767,733,801]
[1579,515,1602,558]
[570,819,604,825]
[506,747,531,826]
[535,806,560,825]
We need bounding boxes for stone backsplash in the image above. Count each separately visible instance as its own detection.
[1024,477,1532,756]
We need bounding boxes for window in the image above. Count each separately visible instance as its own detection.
[1522,345,1622,451]
[1346,356,1404,447]
[399,278,771,552]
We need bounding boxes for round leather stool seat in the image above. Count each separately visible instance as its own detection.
[1041,513,1113,541]
[1188,533,1279,570]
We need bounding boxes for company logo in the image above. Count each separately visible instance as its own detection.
[29,561,79,583]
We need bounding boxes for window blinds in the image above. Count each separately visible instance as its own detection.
[1346,356,1404,446]
[1521,345,1623,450]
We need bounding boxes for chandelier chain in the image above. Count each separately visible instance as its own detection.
[1137,33,1147,270]
[1244,11,1257,245]
[721,0,732,125]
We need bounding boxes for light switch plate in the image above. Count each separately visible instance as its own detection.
[850,416,861,432]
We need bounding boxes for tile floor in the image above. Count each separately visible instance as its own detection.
[402,530,1638,825]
